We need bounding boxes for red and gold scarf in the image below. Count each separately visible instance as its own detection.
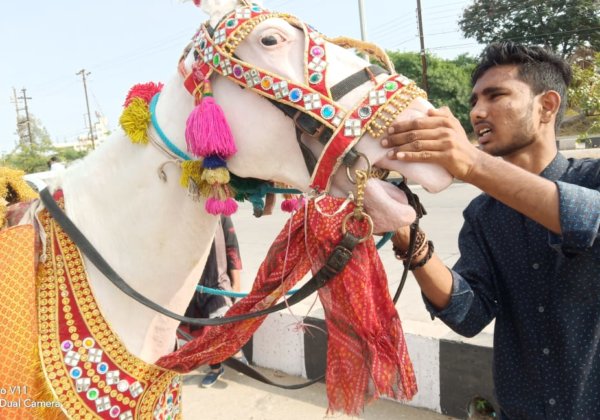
[157,195,417,414]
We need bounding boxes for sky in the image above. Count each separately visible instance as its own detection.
[0,0,481,155]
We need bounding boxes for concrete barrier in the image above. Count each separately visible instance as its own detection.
[245,312,496,418]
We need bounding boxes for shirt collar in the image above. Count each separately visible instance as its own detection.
[539,152,569,182]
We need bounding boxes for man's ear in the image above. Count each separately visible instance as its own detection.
[539,90,561,125]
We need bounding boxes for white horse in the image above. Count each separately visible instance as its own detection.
[1,0,452,417]
[56,0,451,364]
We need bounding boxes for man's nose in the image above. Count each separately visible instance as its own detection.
[470,103,487,124]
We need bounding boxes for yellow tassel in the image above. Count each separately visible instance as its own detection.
[119,98,151,144]
[0,166,38,227]
[179,160,204,188]
[199,181,212,198]
[201,167,230,185]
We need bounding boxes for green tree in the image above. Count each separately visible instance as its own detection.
[568,52,600,139]
[389,51,477,130]
[0,115,88,173]
[459,0,600,58]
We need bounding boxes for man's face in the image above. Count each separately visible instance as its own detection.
[469,65,542,157]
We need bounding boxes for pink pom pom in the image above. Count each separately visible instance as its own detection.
[281,198,298,213]
[205,198,224,215]
[124,82,163,107]
[185,96,236,158]
[222,198,238,216]
[205,197,238,215]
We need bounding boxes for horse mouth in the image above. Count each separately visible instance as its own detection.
[363,173,417,234]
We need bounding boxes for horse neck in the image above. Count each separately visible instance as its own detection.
[59,77,219,362]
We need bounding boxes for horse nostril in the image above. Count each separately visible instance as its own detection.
[261,35,279,46]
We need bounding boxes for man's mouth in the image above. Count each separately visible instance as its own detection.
[477,127,492,143]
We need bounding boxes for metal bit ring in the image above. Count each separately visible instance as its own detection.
[341,211,374,244]
[346,152,372,184]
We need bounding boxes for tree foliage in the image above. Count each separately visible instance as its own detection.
[389,51,478,130]
[459,0,600,58]
[568,52,600,136]
[0,115,88,173]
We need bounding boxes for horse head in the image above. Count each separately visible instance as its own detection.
[186,0,453,232]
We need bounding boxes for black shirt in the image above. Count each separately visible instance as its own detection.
[425,153,600,419]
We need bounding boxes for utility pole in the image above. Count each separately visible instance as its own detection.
[76,69,95,150]
[416,0,429,94]
[357,0,369,60]
[10,87,22,145]
[19,88,33,146]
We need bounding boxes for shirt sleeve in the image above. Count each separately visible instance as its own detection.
[422,206,498,337]
[221,216,242,271]
[549,181,600,254]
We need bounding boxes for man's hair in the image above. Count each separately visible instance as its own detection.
[471,42,572,130]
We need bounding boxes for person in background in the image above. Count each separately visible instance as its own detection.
[383,42,600,419]
[47,155,66,172]
[181,215,243,388]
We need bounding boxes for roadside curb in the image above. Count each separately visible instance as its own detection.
[244,312,496,419]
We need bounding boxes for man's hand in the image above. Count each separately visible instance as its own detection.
[382,107,481,182]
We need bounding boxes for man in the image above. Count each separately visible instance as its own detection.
[383,42,600,419]
[181,215,243,388]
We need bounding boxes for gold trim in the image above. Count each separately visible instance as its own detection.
[37,203,182,419]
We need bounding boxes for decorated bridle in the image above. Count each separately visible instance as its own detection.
[178,2,427,222]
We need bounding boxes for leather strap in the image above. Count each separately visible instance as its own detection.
[223,356,324,389]
[40,188,360,327]
[391,179,427,303]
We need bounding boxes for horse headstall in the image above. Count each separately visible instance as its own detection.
[180,3,428,193]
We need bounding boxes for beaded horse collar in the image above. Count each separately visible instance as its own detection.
[179,3,427,193]
[37,191,182,419]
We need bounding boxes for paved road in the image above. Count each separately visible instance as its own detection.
[182,365,457,420]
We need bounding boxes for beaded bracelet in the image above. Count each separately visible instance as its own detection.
[393,228,427,261]
[409,240,434,270]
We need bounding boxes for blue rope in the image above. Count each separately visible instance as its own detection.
[197,285,299,297]
[149,93,191,161]
[376,231,393,249]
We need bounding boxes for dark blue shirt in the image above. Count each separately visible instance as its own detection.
[425,153,600,419]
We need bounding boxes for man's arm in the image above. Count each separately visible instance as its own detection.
[392,228,453,311]
[383,107,561,234]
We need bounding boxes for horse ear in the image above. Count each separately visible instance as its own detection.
[200,0,261,22]
[181,0,202,7]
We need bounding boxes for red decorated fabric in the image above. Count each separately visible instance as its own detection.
[156,196,417,414]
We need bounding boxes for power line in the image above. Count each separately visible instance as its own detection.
[416,0,429,94]
[428,25,600,51]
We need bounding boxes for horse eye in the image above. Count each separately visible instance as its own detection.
[260,33,284,46]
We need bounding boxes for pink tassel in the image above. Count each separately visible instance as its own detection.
[205,198,224,215]
[222,198,238,216]
[185,81,236,159]
[281,198,298,213]
[205,197,238,216]
[281,196,306,213]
